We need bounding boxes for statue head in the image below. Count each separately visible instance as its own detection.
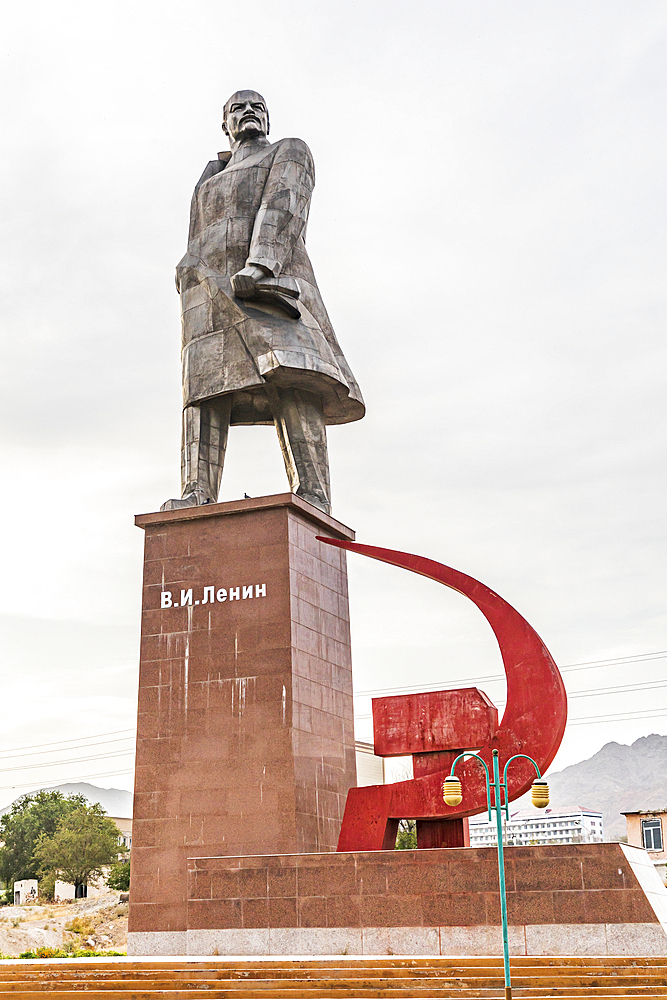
[222,90,269,144]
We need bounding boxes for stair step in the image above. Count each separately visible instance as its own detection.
[0,957,666,997]
[1,990,667,997]
[1,992,667,1000]
[0,975,666,987]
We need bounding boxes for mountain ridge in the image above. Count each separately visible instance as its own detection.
[513,733,667,839]
[0,782,132,818]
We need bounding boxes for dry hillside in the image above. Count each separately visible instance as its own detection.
[0,892,127,958]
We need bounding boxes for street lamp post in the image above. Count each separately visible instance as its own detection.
[442,748,549,1000]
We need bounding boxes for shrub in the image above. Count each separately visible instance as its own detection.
[38,871,56,903]
[395,819,417,850]
[18,948,125,959]
[106,859,130,891]
[64,915,95,936]
[35,947,60,958]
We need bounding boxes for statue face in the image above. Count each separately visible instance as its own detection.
[223,91,269,142]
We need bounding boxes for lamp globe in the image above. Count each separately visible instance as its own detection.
[531,779,549,809]
[442,776,463,807]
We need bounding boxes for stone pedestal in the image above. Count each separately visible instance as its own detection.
[128,494,357,946]
[133,843,667,957]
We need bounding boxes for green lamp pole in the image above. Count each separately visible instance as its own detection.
[443,748,549,1000]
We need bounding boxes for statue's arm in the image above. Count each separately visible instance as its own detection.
[247,138,315,277]
[193,158,226,195]
[185,159,227,243]
[176,160,226,291]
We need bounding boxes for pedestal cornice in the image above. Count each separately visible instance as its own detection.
[135,492,354,541]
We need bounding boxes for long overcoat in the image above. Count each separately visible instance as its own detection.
[177,137,364,426]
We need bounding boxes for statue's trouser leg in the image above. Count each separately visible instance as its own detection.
[267,387,331,514]
[181,396,232,502]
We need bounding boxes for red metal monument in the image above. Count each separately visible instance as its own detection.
[317,538,568,852]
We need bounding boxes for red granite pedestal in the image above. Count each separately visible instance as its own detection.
[160,843,667,957]
[128,494,357,951]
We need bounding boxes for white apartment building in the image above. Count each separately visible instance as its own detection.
[355,741,386,786]
[469,807,604,846]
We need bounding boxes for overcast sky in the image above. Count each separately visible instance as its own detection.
[1,0,666,800]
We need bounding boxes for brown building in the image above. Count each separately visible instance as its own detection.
[622,809,667,881]
[109,816,132,852]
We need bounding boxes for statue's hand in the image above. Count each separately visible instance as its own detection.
[231,265,269,298]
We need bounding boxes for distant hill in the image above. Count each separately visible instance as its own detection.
[0,782,132,819]
[511,733,667,840]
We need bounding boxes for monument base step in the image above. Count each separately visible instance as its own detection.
[147,843,667,959]
[128,922,667,958]
[1,955,667,997]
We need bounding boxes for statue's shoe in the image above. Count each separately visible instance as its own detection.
[160,492,213,512]
[296,491,330,515]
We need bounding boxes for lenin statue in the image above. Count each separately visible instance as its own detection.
[161,91,364,515]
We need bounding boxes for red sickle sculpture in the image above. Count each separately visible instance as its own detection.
[316,538,567,852]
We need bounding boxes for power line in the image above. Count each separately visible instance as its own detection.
[0,729,135,756]
[0,767,135,794]
[569,679,667,699]
[0,749,134,775]
[0,653,663,779]
[353,650,667,699]
[4,707,666,795]
[1,711,665,795]
[559,650,667,668]
[569,708,667,726]
[356,704,667,727]
[355,675,667,723]
[7,709,667,793]
[0,735,135,762]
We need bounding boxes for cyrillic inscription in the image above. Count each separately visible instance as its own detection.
[159,584,268,609]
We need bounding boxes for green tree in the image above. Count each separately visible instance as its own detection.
[106,858,131,891]
[395,819,417,850]
[37,870,57,903]
[0,791,88,892]
[33,804,121,895]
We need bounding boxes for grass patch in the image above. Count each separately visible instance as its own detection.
[17,948,125,959]
[64,915,95,936]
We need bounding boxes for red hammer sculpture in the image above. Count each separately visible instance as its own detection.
[316,539,568,852]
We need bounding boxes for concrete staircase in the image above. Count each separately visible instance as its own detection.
[0,956,666,998]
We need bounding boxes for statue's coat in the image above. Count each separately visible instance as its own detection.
[177,137,365,426]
